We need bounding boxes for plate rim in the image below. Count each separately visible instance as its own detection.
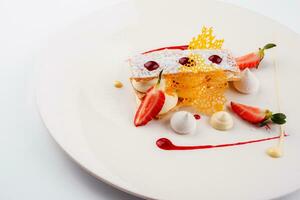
[35,0,300,199]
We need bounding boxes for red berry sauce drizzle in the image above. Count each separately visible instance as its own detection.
[142,45,188,54]
[156,134,288,151]
[143,46,223,66]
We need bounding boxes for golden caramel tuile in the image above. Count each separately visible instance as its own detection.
[164,70,228,115]
[164,26,228,115]
[188,26,224,50]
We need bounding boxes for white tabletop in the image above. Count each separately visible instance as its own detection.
[1,0,299,199]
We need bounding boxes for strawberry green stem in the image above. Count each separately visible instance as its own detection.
[271,113,286,125]
[259,111,286,127]
[157,70,163,85]
[263,43,277,50]
[265,110,273,119]
[258,43,276,59]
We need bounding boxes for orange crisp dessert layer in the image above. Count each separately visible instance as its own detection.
[164,70,228,115]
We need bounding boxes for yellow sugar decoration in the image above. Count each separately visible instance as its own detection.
[188,26,224,50]
[164,70,228,115]
[179,27,224,74]
[179,53,219,73]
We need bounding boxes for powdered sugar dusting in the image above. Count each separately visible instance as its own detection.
[129,49,239,78]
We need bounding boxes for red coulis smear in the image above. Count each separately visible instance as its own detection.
[142,45,188,54]
[194,114,201,120]
[156,134,288,150]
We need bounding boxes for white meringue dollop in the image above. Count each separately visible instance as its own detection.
[233,68,259,94]
[170,111,196,135]
[210,111,233,131]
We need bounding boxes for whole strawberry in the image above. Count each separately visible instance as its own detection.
[231,101,286,127]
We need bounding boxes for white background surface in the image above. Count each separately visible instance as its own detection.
[0,0,299,199]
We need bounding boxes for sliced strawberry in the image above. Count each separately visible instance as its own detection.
[231,102,265,123]
[236,43,276,70]
[236,52,261,70]
[134,70,165,127]
[230,101,287,126]
[134,87,165,126]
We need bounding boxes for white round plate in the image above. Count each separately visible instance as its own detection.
[36,0,300,199]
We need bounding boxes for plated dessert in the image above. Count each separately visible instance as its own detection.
[123,27,287,158]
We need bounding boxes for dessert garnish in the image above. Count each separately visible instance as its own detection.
[114,80,123,88]
[208,55,222,64]
[266,126,285,158]
[133,80,178,116]
[267,147,282,158]
[178,57,194,66]
[134,70,165,126]
[236,43,276,70]
[170,111,196,135]
[233,68,259,94]
[210,111,233,131]
[144,61,159,71]
[266,58,286,158]
[156,134,288,151]
[188,27,224,49]
[231,102,286,127]
[165,70,228,115]
[193,114,201,120]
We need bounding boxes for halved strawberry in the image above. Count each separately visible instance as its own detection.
[134,71,165,126]
[236,43,276,70]
[230,101,286,126]
[231,102,265,123]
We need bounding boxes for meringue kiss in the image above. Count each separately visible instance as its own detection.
[170,111,196,135]
[233,68,259,94]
